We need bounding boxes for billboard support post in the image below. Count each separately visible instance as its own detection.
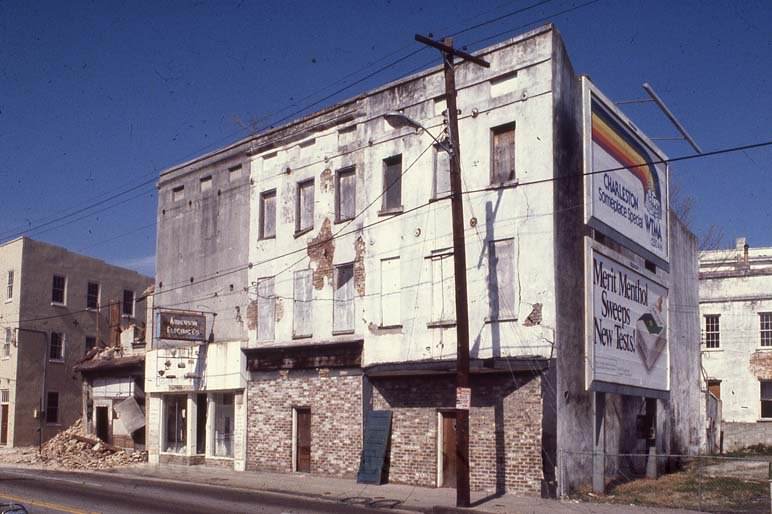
[592,391,606,494]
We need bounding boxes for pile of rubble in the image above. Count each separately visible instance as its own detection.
[12,419,147,470]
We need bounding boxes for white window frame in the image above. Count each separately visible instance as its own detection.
[2,328,11,359]
[5,270,13,302]
[760,312,772,347]
[704,314,720,349]
[51,274,67,306]
[49,332,65,362]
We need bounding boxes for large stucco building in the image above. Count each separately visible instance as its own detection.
[0,237,152,447]
[146,24,702,495]
[700,237,772,450]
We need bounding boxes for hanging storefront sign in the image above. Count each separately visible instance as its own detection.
[158,311,207,342]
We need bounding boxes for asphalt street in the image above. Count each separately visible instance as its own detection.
[0,467,396,514]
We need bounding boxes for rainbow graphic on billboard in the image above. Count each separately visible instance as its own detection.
[591,99,663,220]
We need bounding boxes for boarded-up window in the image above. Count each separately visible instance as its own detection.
[296,179,314,234]
[257,277,275,341]
[260,190,276,239]
[382,155,402,211]
[380,258,400,327]
[489,239,516,320]
[433,145,451,199]
[335,167,356,222]
[228,165,242,182]
[430,253,455,323]
[293,270,313,338]
[491,123,515,184]
[761,381,772,418]
[333,263,354,333]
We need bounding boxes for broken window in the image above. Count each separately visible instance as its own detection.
[6,270,13,301]
[214,393,234,458]
[335,167,356,222]
[333,263,354,334]
[122,289,135,317]
[164,395,187,453]
[296,179,314,234]
[228,164,242,182]
[382,155,402,212]
[87,282,99,310]
[433,144,451,199]
[704,315,720,349]
[52,274,66,304]
[293,269,313,338]
[49,332,64,361]
[200,175,213,192]
[761,381,772,419]
[257,277,275,342]
[172,185,185,202]
[259,190,276,239]
[429,252,455,324]
[491,123,516,185]
[2,328,10,358]
[380,258,401,327]
[46,392,59,424]
[488,239,516,320]
[761,313,772,347]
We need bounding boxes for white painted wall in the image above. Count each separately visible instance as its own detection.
[700,240,772,422]
[246,27,558,365]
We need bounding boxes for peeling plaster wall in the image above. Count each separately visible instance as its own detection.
[700,242,772,423]
[246,25,559,363]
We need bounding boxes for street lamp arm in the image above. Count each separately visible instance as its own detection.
[382,112,451,152]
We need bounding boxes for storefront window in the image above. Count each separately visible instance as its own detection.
[164,395,187,453]
[214,393,234,458]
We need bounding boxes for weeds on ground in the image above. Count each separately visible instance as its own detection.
[573,468,768,513]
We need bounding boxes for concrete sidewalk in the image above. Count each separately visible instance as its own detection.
[105,463,701,514]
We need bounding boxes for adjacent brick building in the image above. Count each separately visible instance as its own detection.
[0,236,152,447]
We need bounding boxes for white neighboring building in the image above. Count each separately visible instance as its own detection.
[700,237,772,450]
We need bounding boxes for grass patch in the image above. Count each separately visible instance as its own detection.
[574,469,769,512]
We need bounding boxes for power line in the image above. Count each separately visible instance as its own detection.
[5,137,771,327]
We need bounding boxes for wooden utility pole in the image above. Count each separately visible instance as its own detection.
[415,34,489,508]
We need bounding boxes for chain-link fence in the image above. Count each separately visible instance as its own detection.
[560,450,772,513]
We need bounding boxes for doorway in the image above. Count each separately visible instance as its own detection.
[1,404,8,445]
[440,412,457,488]
[295,407,311,473]
[95,406,110,442]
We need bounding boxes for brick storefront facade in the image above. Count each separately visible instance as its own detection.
[371,372,544,495]
[246,369,363,477]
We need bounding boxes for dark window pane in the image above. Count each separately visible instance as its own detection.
[52,275,65,304]
[383,156,402,210]
[122,290,134,316]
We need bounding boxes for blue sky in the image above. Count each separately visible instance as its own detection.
[1,0,770,276]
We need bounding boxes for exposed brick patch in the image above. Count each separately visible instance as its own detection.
[371,373,544,495]
[246,371,362,478]
[354,235,366,296]
[749,351,772,380]
[308,218,334,290]
[523,303,543,326]
[246,300,258,330]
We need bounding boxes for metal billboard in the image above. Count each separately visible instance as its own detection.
[585,242,670,395]
[582,77,670,269]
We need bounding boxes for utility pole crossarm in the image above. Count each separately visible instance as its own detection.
[414,34,490,68]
